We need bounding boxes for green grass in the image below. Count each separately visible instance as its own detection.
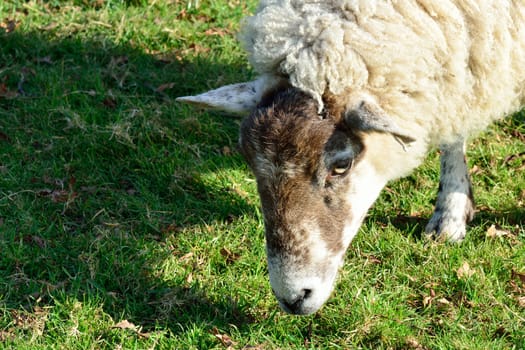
[0,1,524,349]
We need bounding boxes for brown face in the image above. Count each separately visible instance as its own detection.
[239,88,365,315]
[178,76,419,315]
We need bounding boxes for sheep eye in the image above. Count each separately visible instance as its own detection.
[330,158,352,177]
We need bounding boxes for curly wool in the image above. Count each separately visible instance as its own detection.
[239,0,525,145]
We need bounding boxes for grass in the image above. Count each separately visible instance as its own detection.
[0,1,524,349]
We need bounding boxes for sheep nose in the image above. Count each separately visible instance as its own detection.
[280,289,312,314]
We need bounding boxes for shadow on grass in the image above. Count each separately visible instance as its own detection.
[370,203,525,242]
[474,207,525,228]
[0,29,260,340]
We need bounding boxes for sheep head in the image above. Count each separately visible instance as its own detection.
[177,78,416,315]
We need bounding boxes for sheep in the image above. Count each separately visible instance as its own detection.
[177,0,525,315]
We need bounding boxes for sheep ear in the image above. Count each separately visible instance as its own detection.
[176,75,280,115]
[344,101,416,144]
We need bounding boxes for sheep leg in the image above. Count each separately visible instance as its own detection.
[425,139,475,242]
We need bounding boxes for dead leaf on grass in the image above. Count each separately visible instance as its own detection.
[51,189,72,203]
[28,280,68,300]
[177,9,188,19]
[1,19,18,33]
[361,253,382,265]
[102,97,117,109]
[161,223,180,234]
[517,296,525,308]
[422,295,433,308]
[457,261,475,279]
[20,234,47,249]
[220,247,241,264]
[229,185,250,200]
[494,326,512,339]
[469,165,483,175]
[486,224,511,238]
[450,291,476,308]
[113,319,137,330]
[511,129,525,142]
[0,329,15,342]
[211,327,237,349]
[503,152,525,166]
[421,288,437,308]
[176,43,211,59]
[178,252,194,262]
[406,337,429,350]
[435,297,451,310]
[511,270,525,285]
[36,175,78,207]
[113,319,151,338]
[204,27,232,36]
[508,270,525,308]
[509,280,524,295]
[38,189,77,203]
[241,345,266,350]
[41,175,63,187]
[10,306,48,336]
[40,22,58,31]
[0,82,18,99]
[155,82,175,93]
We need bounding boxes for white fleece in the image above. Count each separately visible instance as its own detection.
[238,0,525,145]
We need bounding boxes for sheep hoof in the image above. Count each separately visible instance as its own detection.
[425,179,476,242]
[425,200,474,242]
[424,217,467,242]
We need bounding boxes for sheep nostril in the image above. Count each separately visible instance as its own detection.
[303,288,312,300]
[281,289,313,314]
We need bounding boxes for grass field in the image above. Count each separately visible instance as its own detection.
[0,1,524,349]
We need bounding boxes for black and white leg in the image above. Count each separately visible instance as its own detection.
[425,139,475,242]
